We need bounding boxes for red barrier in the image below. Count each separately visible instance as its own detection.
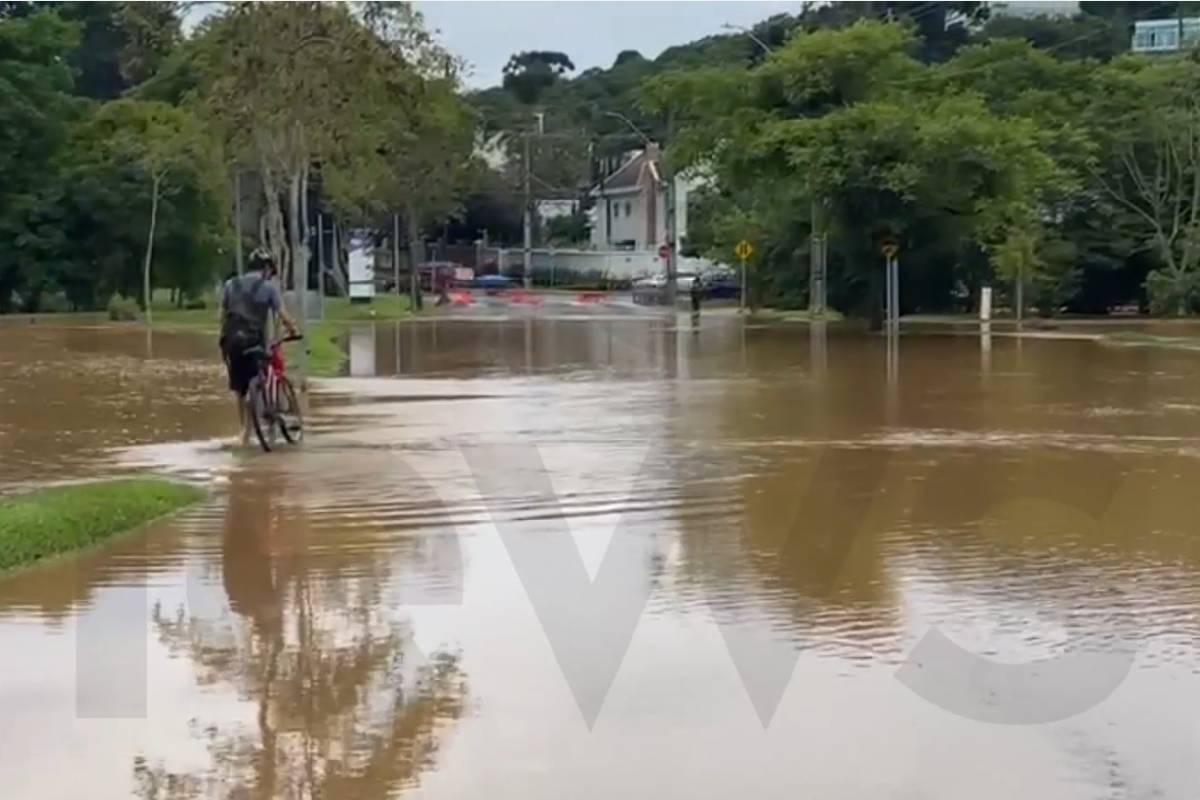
[576,292,606,304]
[508,290,543,305]
[449,290,474,305]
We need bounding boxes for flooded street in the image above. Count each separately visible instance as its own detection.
[5,315,1200,798]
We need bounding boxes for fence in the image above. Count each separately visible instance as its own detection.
[482,248,720,287]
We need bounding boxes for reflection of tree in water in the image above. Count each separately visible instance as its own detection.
[134,470,467,799]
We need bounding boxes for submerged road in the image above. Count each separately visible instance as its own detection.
[4,313,1200,798]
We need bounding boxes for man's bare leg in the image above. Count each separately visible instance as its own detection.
[236,393,251,446]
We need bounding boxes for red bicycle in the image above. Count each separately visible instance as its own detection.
[245,334,304,452]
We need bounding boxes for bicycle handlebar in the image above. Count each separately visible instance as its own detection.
[279,333,304,343]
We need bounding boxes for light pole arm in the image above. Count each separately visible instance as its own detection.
[721,23,772,54]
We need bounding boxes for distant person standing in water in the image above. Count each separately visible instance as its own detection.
[219,248,298,446]
[690,275,703,316]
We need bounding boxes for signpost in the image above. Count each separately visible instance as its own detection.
[880,237,900,332]
[735,239,753,313]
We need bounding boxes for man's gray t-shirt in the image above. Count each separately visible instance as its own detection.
[221,270,283,336]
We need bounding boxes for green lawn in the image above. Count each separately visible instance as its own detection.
[323,294,414,321]
[302,321,347,377]
[0,479,205,572]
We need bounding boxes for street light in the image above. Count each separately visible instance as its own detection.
[602,110,653,147]
[601,111,677,306]
[721,22,772,54]
[723,22,826,316]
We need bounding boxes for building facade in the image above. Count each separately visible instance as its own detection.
[588,144,693,252]
[1131,17,1200,53]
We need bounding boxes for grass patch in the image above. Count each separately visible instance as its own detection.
[300,321,346,377]
[323,294,413,321]
[752,307,846,323]
[1103,331,1200,350]
[0,478,205,572]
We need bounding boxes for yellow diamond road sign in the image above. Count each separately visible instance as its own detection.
[735,240,754,261]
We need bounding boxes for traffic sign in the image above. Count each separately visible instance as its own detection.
[658,243,671,260]
[735,240,754,261]
[880,237,899,259]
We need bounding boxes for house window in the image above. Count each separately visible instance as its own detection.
[612,201,619,219]
[624,201,632,217]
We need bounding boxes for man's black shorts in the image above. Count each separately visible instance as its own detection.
[221,337,263,396]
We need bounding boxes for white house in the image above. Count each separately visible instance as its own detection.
[588,144,693,252]
[1131,17,1200,53]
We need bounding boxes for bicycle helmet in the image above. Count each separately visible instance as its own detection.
[248,247,276,274]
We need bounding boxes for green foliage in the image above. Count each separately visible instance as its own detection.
[0,479,203,571]
[980,13,1125,61]
[1029,239,1082,316]
[0,3,226,315]
[502,50,576,104]
[545,210,590,245]
[107,293,140,320]
[0,10,79,312]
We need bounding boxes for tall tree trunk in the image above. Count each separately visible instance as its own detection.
[143,172,163,326]
[325,220,348,296]
[260,166,287,281]
[300,164,310,259]
[233,169,244,276]
[406,208,424,311]
[287,169,306,307]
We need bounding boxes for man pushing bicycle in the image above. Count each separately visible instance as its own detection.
[219,248,298,447]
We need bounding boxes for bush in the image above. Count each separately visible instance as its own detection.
[107,294,140,321]
[1145,269,1200,316]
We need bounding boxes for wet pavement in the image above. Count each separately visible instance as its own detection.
[5,314,1200,798]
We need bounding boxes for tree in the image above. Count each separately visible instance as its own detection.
[502,50,575,104]
[79,99,220,322]
[646,21,1071,320]
[313,3,474,309]
[1089,57,1200,314]
[115,1,181,86]
[0,10,79,312]
[979,13,1126,61]
[194,3,397,298]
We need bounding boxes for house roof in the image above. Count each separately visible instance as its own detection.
[592,146,661,196]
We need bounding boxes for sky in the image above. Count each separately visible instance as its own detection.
[414,1,802,89]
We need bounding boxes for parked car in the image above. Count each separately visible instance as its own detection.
[473,274,516,294]
[632,272,700,305]
[704,269,741,300]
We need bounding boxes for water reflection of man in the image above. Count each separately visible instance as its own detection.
[221,469,284,642]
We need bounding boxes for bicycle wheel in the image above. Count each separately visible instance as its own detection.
[277,376,304,444]
[247,375,276,452]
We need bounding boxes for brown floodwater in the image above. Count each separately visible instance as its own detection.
[5,314,1200,798]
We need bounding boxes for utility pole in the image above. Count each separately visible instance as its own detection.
[234,170,244,276]
[523,132,532,289]
[1015,264,1024,326]
[664,109,677,308]
[316,213,325,320]
[393,213,401,306]
[665,174,678,308]
[809,198,827,316]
